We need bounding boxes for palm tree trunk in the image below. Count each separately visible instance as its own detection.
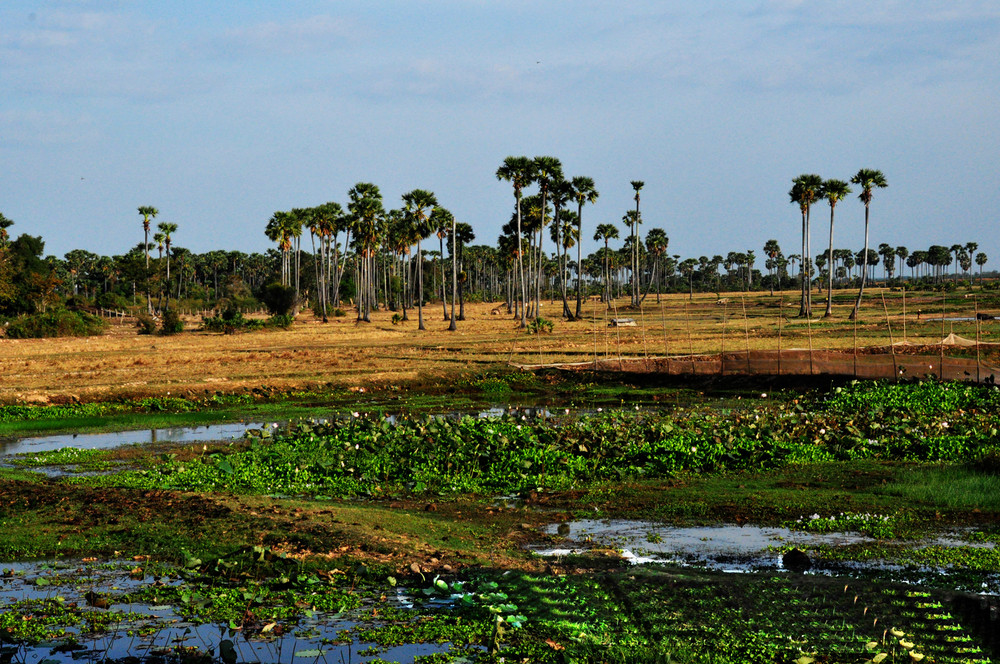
[798,210,808,317]
[417,241,426,330]
[825,205,835,317]
[849,205,871,320]
[449,217,457,331]
[574,209,584,318]
[515,195,527,328]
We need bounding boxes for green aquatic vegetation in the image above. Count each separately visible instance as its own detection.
[82,389,1000,499]
[824,380,1000,416]
[8,446,116,470]
[119,571,363,628]
[787,512,913,539]
[0,597,153,644]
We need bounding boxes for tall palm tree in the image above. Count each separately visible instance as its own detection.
[848,168,888,320]
[265,211,293,287]
[309,202,340,322]
[385,208,412,319]
[431,207,454,321]
[431,207,457,329]
[976,252,988,284]
[630,180,644,306]
[452,222,475,320]
[593,223,619,306]
[401,189,438,330]
[950,244,963,281]
[348,183,385,323]
[496,156,535,327]
[552,208,579,311]
[570,176,599,319]
[532,157,563,318]
[157,221,178,309]
[820,179,851,316]
[965,242,979,281]
[763,239,782,296]
[548,177,574,319]
[895,246,909,282]
[643,228,669,303]
[789,174,822,317]
[138,205,158,314]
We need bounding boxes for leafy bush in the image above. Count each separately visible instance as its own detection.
[526,317,554,335]
[5,310,108,339]
[202,305,263,334]
[265,313,294,329]
[332,308,346,317]
[159,309,184,335]
[259,283,296,316]
[135,313,157,335]
[95,292,131,310]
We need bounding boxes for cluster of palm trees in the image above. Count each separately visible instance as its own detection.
[789,170,888,319]
[136,206,181,312]
[263,184,475,329]
[497,156,651,326]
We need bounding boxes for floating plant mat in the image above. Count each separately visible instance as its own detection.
[0,559,483,664]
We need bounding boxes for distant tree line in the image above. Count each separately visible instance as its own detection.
[0,161,993,331]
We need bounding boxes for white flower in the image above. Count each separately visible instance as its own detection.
[819,428,826,435]
[352,411,360,418]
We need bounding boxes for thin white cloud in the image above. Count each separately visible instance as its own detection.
[217,15,359,57]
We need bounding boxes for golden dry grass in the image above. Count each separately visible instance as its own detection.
[1,287,997,404]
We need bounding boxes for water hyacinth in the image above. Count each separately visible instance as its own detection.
[84,380,1000,498]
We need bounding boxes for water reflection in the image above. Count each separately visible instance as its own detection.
[0,422,262,457]
[535,519,1000,593]
[0,407,565,459]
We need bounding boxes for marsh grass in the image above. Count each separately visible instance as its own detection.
[880,464,1000,511]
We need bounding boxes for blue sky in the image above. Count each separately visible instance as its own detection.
[2,1,998,268]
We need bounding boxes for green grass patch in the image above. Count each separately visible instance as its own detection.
[879,464,1000,512]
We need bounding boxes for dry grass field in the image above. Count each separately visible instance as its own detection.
[2,287,997,404]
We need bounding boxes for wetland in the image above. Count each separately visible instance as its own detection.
[1,374,999,663]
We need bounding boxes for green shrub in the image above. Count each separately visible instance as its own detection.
[202,304,264,334]
[136,313,157,335]
[95,292,131,310]
[159,309,184,335]
[332,308,347,317]
[265,313,294,329]
[526,317,554,335]
[5,310,108,339]
[259,283,296,316]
